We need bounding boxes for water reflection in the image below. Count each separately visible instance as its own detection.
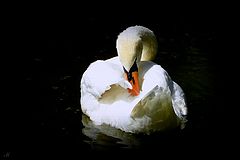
[81,114,142,150]
[81,113,189,152]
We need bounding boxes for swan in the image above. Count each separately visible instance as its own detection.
[80,25,187,134]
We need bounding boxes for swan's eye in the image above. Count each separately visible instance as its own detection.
[129,58,138,73]
[123,58,138,84]
[123,67,132,82]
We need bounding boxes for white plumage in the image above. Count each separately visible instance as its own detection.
[80,26,187,134]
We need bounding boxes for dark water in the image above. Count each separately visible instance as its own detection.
[3,9,232,158]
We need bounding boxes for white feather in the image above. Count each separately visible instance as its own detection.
[80,26,187,133]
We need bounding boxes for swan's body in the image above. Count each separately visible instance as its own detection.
[80,26,187,134]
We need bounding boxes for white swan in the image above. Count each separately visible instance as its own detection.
[80,25,187,134]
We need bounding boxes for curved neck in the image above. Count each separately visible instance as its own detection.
[139,31,158,61]
[117,26,158,71]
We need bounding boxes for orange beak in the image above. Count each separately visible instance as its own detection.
[124,71,140,96]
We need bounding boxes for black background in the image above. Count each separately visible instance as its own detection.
[2,3,236,159]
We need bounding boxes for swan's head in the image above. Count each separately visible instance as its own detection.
[116,26,157,96]
[116,34,143,71]
[117,33,142,96]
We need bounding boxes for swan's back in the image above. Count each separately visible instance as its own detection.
[130,61,187,132]
[80,58,187,133]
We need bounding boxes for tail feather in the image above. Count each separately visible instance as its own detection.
[131,86,181,133]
